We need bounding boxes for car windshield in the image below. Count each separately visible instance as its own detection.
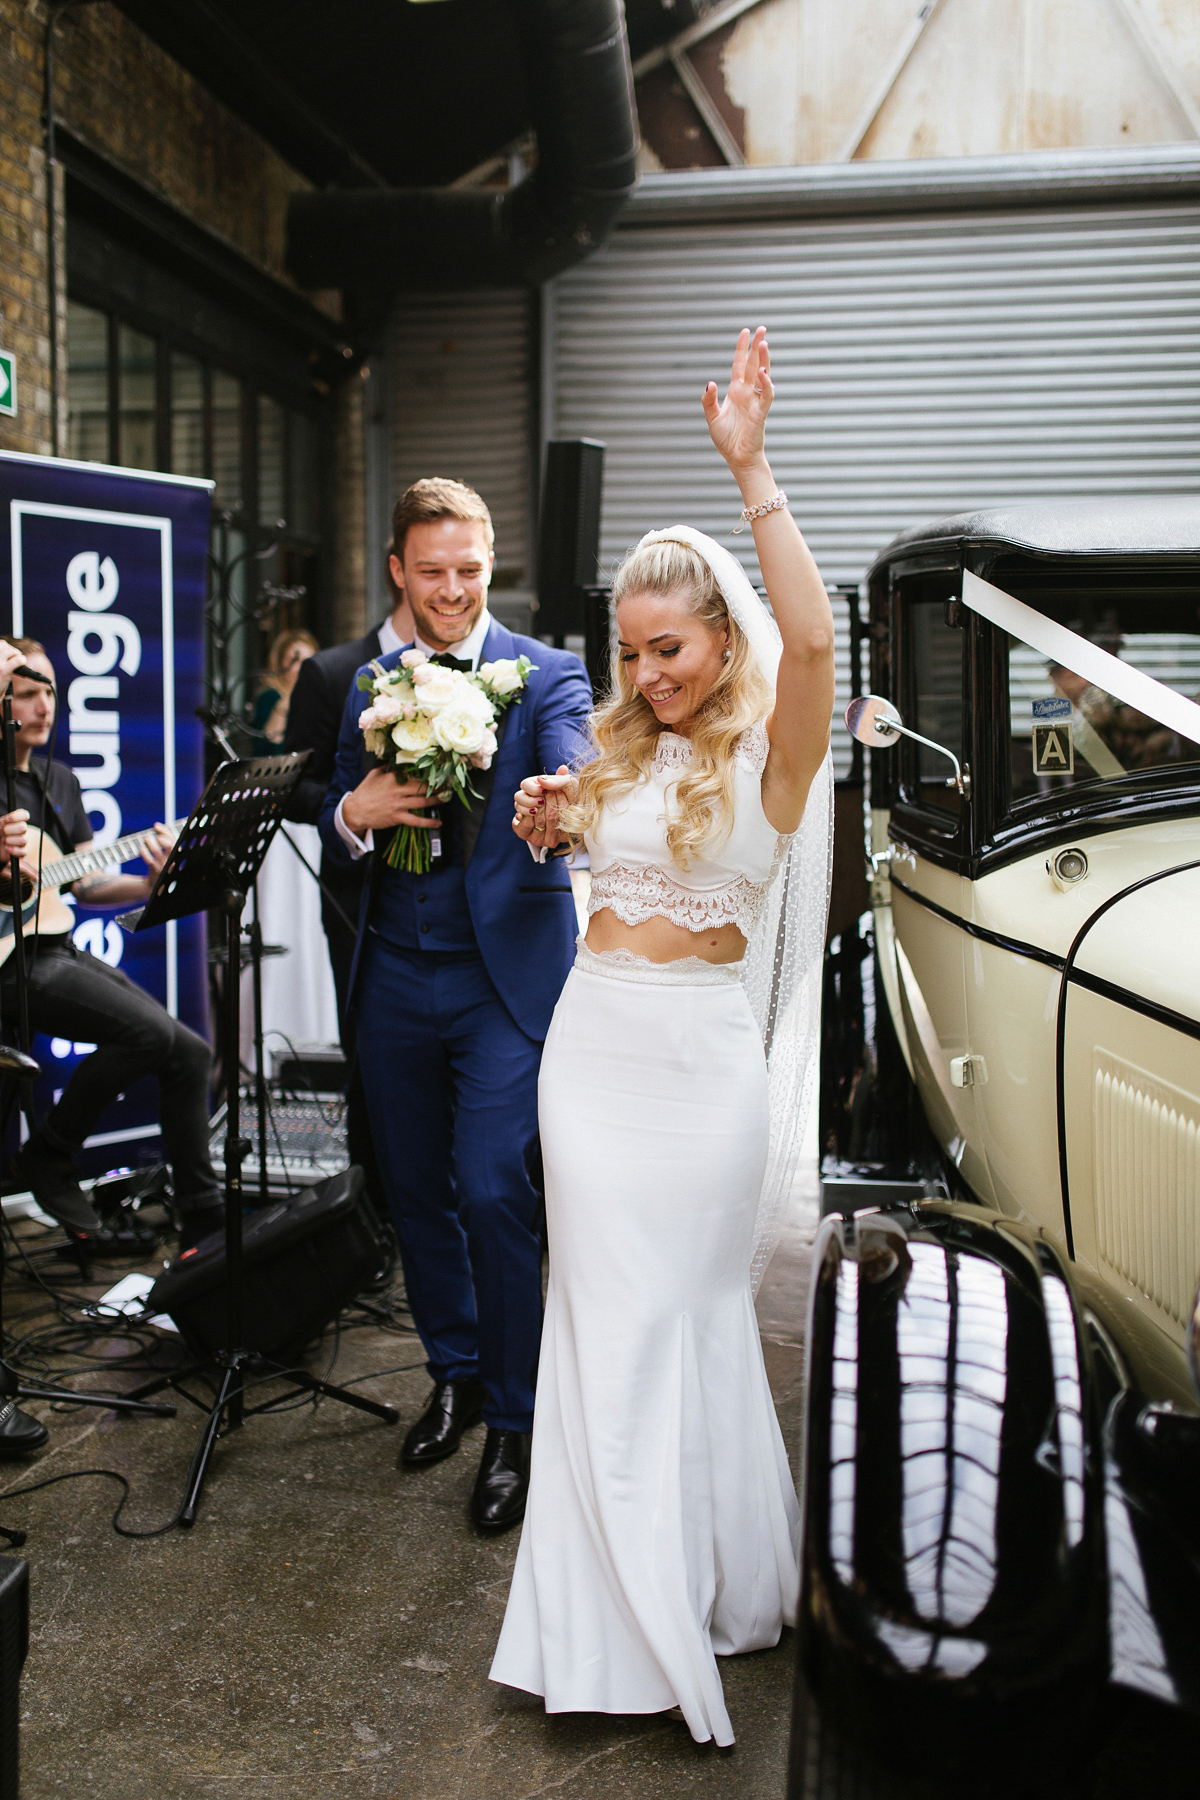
[1007,581,1200,808]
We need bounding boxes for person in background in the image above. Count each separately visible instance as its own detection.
[0,639,224,1250]
[282,549,414,1217]
[249,628,319,751]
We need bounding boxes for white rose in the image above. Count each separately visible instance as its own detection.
[391,714,435,756]
[410,663,460,710]
[470,727,498,770]
[431,705,487,756]
[480,658,523,697]
[457,681,497,724]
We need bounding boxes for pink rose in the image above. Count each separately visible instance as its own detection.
[400,648,427,669]
[372,691,405,723]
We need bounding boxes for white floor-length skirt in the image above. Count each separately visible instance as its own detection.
[490,942,800,1747]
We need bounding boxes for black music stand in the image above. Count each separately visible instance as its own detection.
[131,753,398,1526]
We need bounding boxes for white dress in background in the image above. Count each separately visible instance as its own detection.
[490,723,800,1747]
[239,823,340,1067]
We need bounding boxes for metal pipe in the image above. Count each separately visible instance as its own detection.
[286,0,638,291]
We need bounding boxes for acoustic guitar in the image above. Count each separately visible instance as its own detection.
[0,821,183,965]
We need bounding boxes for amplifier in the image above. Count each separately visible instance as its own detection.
[0,1557,28,1800]
[148,1168,383,1359]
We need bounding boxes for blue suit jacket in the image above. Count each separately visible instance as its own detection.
[319,619,593,1043]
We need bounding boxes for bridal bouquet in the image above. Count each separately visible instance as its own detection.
[356,648,535,872]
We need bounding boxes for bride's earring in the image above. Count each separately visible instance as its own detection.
[723,647,731,661]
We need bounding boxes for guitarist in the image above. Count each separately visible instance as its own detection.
[0,640,224,1249]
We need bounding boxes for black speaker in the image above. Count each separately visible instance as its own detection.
[147,1168,383,1359]
[537,439,605,642]
[0,1557,28,1800]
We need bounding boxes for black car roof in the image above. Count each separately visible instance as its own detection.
[873,496,1200,569]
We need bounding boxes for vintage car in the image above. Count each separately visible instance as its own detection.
[792,499,1200,1790]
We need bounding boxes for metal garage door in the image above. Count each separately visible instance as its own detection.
[545,193,1200,767]
[389,290,534,591]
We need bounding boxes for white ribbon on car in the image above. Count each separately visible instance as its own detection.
[962,570,1200,747]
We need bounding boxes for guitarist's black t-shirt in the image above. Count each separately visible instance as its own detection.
[13,759,92,857]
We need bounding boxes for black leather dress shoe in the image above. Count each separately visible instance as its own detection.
[0,1398,48,1457]
[400,1378,486,1468]
[470,1427,531,1533]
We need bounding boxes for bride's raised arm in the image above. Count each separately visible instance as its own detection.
[702,326,835,832]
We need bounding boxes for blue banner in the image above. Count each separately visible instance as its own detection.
[0,450,211,1173]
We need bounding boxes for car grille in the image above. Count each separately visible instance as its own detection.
[1093,1049,1200,1330]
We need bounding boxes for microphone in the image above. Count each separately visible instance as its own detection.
[10,665,53,688]
[194,706,239,762]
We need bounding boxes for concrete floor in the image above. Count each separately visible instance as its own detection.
[6,1180,819,1800]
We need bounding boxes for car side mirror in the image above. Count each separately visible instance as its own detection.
[845,694,971,799]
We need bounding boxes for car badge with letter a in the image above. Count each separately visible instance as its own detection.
[1032,695,1074,774]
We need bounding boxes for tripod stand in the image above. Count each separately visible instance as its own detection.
[0,683,175,1433]
[127,751,397,1526]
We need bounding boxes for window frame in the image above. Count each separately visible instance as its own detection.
[886,562,974,868]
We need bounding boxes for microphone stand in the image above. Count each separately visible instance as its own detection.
[0,683,175,1426]
[195,713,281,1204]
[2,691,35,1142]
[194,708,356,1200]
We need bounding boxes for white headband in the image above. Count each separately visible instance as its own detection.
[636,525,782,694]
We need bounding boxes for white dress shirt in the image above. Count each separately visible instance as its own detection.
[334,609,494,859]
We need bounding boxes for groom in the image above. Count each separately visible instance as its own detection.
[320,477,591,1532]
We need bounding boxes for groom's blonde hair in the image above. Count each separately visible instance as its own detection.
[559,537,771,870]
[391,478,494,558]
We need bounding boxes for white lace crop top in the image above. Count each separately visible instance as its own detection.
[586,719,790,938]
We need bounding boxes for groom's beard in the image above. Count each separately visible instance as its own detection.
[410,595,486,651]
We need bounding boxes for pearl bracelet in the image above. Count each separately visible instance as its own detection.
[732,490,788,534]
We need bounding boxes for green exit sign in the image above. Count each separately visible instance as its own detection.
[0,351,14,417]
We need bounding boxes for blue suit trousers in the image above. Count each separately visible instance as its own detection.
[356,936,544,1432]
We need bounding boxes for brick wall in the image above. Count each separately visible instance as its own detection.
[0,2,363,624]
[333,372,368,642]
[0,0,53,455]
[52,4,326,298]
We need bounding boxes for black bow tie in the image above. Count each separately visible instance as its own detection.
[427,650,473,670]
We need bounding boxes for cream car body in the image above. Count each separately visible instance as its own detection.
[797,499,1200,1789]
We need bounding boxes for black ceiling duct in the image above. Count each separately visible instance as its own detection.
[286,0,638,290]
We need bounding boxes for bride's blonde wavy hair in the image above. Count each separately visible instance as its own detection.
[560,538,772,869]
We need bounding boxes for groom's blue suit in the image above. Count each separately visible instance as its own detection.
[319,618,592,1432]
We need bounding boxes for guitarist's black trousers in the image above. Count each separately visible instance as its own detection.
[1,938,222,1215]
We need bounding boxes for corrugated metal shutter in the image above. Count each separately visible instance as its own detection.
[389,290,533,586]
[546,202,1200,770]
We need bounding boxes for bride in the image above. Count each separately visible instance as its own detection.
[491,327,835,1746]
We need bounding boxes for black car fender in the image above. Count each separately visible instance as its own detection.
[798,1201,1111,1771]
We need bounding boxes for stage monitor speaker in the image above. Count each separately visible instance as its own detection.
[537,439,605,642]
[0,1557,28,1800]
[147,1167,383,1360]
